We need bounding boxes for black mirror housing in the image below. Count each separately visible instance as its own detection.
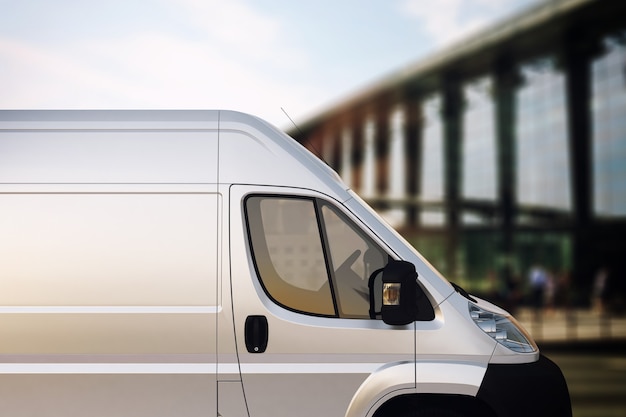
[380,260,420,326]
[368,260,434,324]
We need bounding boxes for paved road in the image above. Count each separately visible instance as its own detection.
[516,308,626,344]
[544,349,626,417]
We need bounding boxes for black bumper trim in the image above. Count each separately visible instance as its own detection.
[476,355,572,417]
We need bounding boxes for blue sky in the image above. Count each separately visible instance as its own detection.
[0,0,538,128]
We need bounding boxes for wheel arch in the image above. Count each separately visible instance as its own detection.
[345,361,490,417]
[372,393,498,417]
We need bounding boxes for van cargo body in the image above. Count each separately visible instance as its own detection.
[0,110,570,417]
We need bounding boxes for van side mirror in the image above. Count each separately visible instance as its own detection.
[368,260,420,326]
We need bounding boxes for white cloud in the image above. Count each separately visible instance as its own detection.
[0,31,322,127]
[173,0,306,66]
[400,0,532,47]
[177,0,277,45]
[0,0,320,126]
[0,0,541,127]
[0,37,129,106]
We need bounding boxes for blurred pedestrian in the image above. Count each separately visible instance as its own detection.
[544,269,556,315]
[592,267,609,314]
[555,270,572,310]
[529,263,548,317]
[504,272,522,315]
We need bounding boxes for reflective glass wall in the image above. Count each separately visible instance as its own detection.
[592,34,626,218]
[420,95,446,226]
[462,77,497,202]
[515,57,571,212]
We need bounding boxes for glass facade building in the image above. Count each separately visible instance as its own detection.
[294,0,626,305]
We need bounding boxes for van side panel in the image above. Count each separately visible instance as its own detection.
[1,193,217,310]
[0,130,218,184]
[0,375,215,417]
[0,115,223,416]
[0,190,220,416]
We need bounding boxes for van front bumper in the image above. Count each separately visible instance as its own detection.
[476,354,572,417]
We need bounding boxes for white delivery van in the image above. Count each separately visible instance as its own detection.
[0,110,570,417]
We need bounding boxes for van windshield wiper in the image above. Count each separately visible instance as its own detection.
[451,282,477,303]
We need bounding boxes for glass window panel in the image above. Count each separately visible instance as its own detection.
[592,34,626,217]
[420,95,445,203]
[419,95,446,226]
[515,57,572,211]
[462,76,497,201]
[386,106,407,227]
[388,106,406,198]
[361,118,377,198]
[420,209,446,226]
[419,96,446,227]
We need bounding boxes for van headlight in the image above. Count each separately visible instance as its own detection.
[469,304,537,353]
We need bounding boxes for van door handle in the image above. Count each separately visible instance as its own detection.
[245,315,268,353]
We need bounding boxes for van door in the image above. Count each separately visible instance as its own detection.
[229,186,416,417]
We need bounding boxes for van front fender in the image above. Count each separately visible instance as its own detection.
[346,361,488,417]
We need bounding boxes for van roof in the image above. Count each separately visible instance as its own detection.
[0,110,350,200]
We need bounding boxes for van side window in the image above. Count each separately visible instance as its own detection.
[246,195,390,318]
[246,196,335,316]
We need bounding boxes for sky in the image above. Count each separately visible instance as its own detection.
[0,0,540,129]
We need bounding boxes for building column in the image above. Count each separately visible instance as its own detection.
[329,125,341,173]
[374,100,391,197]
[564,30,596,290]
[361,114,377,199]
[350,113,364,193]
[317,124,338,173]
[405,97,422,228]
[442,75,463,280]
[493,55,519,285]
[340,125,353,188]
